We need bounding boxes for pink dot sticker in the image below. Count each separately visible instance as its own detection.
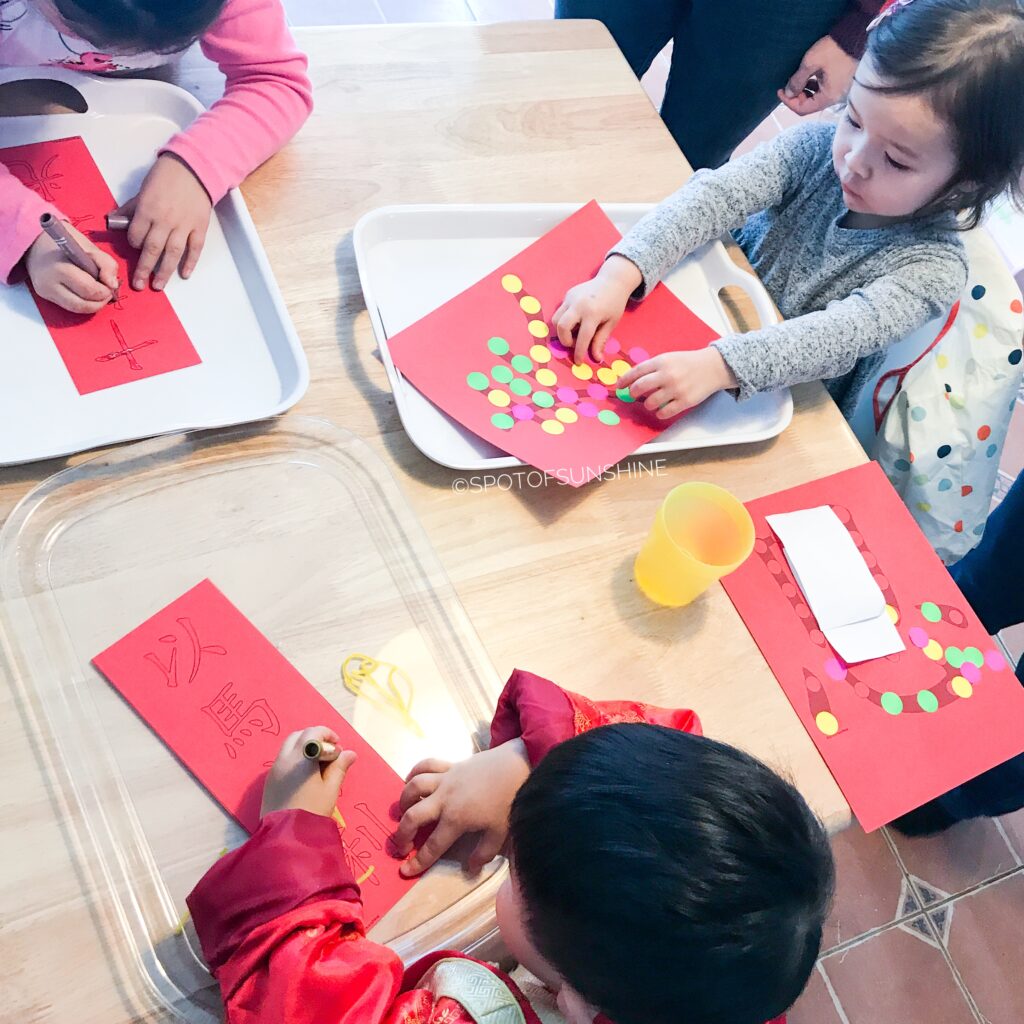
[604,338,621,356]
[824,657,847,681]
[587,383,609,401]
[578,401,599,418]
[628,346,650,363]
[512,404,534,421]
[548,341,569,359]
[961,662,982,684]
[556,387,578,404]
[908,627,929,648]
[985,649,1007,671]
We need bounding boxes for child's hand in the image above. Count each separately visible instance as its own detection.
[618,348,738,419]
[115,153,212,292]
[260,727,357,818]
[25,222,120,314]
[553,255,643,364]
[392,739,531,878]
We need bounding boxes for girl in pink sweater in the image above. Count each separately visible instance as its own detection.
[0,0,312,312]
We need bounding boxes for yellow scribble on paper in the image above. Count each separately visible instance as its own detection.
[357,866,376,885]
[341,654,423,737]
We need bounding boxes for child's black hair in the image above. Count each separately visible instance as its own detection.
[509,724,835,1024]
[54,0,224,54]
[865,0,1024,228]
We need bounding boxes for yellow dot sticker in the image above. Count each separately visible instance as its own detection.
[487,389,511,408]
[611,359,631,377]
[923,639,944,661]
[815,711,840,736]
[571,363,594,380]
[596,367,618,386]
[951,676,973,699]
[555,407,578,423]
[541,419,564,435]
[520,295,541,315]
[530,344,551,363]
[501,274,523,293]
[535,368,558,387]
[528,320,549,339]
[885,604,899,625]
[936,353,949,369]
[974,323,989,340]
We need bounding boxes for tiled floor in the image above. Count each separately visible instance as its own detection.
[286,2,1024,1020]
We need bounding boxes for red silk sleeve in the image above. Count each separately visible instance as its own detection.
[187,809,404,1023]
[490,669,701,766]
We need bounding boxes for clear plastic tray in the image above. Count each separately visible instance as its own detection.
[0,418,504,1022]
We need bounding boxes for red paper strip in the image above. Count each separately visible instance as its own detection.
[2,136,200,394]
[721,462,1024,831]
[386,201,720,486]
[92,579,414,926]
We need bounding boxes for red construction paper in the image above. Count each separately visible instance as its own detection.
[92,579,414,926]
[2,136,200,394]
[721,462,1024,831]
[386,201,720,486]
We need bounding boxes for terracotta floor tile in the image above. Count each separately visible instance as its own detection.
[888,817,1017,904]
[998,809,1024,859]
[822,826,914,952]
[377,0,473,21]
[285,0,384,23]
[466,0,553,20]
[786,964,844,1024]
[822,921,977,1024]
[943,872,1024,1024]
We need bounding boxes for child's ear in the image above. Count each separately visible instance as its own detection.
[555,985,600,1024]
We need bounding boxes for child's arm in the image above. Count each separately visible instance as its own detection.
[120,0,313,290]
[187,729,404,1024]
[393,669,700,876]
[555,123,833,363]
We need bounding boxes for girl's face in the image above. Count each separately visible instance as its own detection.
[495,874,599,1024]
[832,56,959,219]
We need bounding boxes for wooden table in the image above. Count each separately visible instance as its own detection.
[0,22,864,1023]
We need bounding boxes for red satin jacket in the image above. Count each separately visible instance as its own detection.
[187,669,783,1024]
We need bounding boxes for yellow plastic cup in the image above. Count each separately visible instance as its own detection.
[634,482,755,607]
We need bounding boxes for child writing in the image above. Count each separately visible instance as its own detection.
[554,0,1024,420]
[188,670,835,1024]
[0,0,312,312]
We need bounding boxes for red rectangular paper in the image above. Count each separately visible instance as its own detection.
[92,579,414,926]
[386,201,720,486]
[721,462,1024,831]
[2,136,201,394]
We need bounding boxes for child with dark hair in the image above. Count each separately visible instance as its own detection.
[553,0,1024,420]
[0,0,312,309]
[188,671,835,1024]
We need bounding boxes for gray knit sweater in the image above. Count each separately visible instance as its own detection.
[611,123,968,416]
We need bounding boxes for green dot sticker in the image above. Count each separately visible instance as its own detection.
[962,647,984,668]
[510,378,532,397]
[488,337,510,356]
[945,646,965,669]
[492,365,514,384]
[491,412,515,430]
[880,692,904,715]
[533,391,555,408]
[467,372,489,391]
[917,690,939,713]
[921,602,942,623]
[510,354,533,374]
[615,387,635,403]
[598,409,620,426]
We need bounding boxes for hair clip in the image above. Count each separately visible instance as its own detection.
[868,0,915,32]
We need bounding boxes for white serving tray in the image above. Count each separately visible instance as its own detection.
[0,68,308,465]
[354,203,792,472]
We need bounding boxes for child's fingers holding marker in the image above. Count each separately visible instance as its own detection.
[322,749,357,802]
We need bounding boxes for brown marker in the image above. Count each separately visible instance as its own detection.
[105,212,131,231]
[303,739,339,762]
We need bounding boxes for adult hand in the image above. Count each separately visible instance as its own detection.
[114,153,212,292]
[24,222,119,314]
[260,727,357,818]
[393,739,531,877]
[778,35,858,116]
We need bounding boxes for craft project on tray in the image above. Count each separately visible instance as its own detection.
[92,579,414,927]
[721,462,1024,832]
[1,136,200,394]
[386,200,720,485]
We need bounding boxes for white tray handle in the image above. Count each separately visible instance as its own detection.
[704,239,780,333]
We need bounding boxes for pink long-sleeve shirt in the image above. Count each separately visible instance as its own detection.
[0,0,312,282]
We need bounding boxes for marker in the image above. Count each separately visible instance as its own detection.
[39,212,119,302]
[303,738,338,762]
[802,73,821,99]
[105,212,131,231]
